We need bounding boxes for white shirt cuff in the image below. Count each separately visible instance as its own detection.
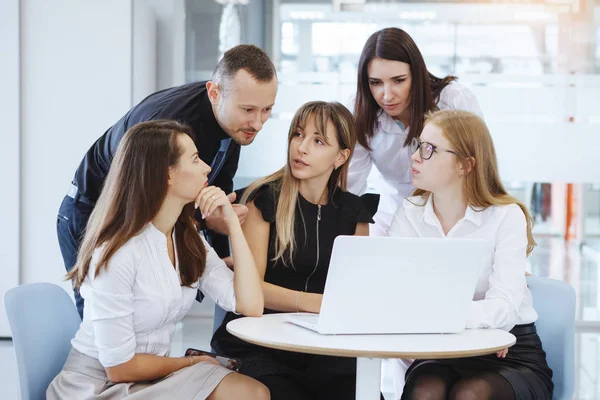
[98,336,136,368]
[466,301,486,329]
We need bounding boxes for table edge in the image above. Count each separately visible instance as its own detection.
[226,324,517,360]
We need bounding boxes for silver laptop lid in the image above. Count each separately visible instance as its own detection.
[317,236,491,334]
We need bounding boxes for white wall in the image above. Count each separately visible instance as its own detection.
[19,0,135,301]
[0,0,21,337]
[0,0,211,331]
[145,0,186,90]
[133,0,158,103]
[10,0,211,326]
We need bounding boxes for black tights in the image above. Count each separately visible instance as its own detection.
[401,364,516,400]
[257,374,385,400]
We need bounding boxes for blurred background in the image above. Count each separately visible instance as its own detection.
[1,0,599,398]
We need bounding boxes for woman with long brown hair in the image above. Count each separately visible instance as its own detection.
[47,120,269,400]
[348,27,483,237]
[390,110,552,400]
[211,101,379,399]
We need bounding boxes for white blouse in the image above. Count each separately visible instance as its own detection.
[389,196,538,332]
[347,82,483,236]
[71,223,237,368]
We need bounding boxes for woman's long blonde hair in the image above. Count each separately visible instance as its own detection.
[413,110,536,255]
[240,101,356,264]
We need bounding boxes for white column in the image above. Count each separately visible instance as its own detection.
[297,20,313,72]
[356,357,382,400]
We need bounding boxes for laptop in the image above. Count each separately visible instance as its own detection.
[286,236,490,335]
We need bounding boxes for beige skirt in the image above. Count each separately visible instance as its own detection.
[47,348,233,400]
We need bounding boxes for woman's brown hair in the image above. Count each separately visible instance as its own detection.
[67,120,206,288]
[355,27,456,150]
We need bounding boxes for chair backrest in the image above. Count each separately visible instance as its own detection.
[527,276,575,400]
[4,283,81,400]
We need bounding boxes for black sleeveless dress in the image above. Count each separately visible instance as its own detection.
[211,182,379,398]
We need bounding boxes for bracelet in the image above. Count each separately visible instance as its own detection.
[187,355,194,367]
[295,291,302,313]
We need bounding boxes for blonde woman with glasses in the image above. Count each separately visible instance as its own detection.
[211,101,379,400]
[390,110,552,400]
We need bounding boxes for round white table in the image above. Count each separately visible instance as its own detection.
[227,314,516,400]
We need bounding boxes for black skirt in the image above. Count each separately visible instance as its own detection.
[212,311,357,379]
[405,323,553,400]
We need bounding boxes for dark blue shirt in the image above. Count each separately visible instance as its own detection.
[71,81,240,256]
[72,80,240,201]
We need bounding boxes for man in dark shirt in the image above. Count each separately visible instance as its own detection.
[57,44,278,317]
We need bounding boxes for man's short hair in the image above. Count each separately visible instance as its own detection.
[213,44,277,92]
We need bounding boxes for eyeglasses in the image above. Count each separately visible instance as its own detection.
[409,137,458,160]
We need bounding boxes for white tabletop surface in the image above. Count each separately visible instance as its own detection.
[227,314,516,359]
